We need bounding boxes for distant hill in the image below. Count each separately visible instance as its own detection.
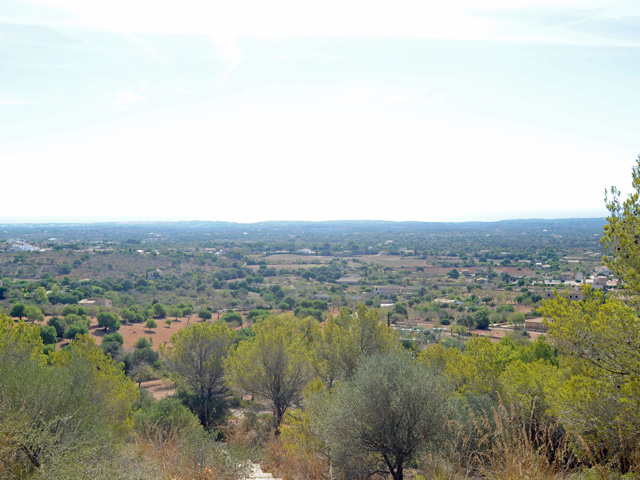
[0,218,606,243]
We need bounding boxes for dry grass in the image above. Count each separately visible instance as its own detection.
[133,424,247,480]
[423,401,573,480]
[261,437,329,480]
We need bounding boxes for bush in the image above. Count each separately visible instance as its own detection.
[61,305,78,316]
[39,325,58,345]
[103,332,124,345]
[135,337,153,350]
[63,322,89,339]
[101,341,123,358]
[134,346,159,366]
[47,316,67,338]
[473,310,490,330]
[133,397,202,440]
[221,312,243,325]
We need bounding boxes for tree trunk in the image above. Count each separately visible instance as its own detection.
[273,404,284,435]
[391,462,403,480]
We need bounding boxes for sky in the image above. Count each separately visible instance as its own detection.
[1,0,639,223]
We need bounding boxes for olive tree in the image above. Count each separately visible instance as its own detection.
[309,353,450,480]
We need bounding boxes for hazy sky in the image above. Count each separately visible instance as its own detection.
[2,0,639,223]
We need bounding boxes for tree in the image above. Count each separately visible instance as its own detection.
[507,311,526,329]
[198,309,212,321]
[10,303,26,319]
[602,154,640,302]
[457,313,475,332]
[309,353,450,480]
[161,322,235,428]
[167,306,182,320]
[225,314,313,432]
[64,322,89,339]
[145,318,158,330]
[152,303,167,318]
[97,311,121,332]
[0,328,138,476]
[220,311,243,326]
[24,305,44,323]
[328,305,400,381]
[472,309,490,330]
[393,303,408,318]
[542,287,640,463]
[541,156,640,466]
[451,324,467,348]
[47,316,66,338]
[39,325,58,345]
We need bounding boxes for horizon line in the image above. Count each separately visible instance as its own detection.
[0,217,608,226]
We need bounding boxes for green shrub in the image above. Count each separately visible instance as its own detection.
[133,397,202,439]
[39,325,58,345]
[63,322,89,339]
[103,332,124,345]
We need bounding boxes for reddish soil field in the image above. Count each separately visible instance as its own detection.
[89,314,200,351]
[43,314,204,352]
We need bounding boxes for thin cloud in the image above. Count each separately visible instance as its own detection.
[19,0,640,45]
[111,90,144,112]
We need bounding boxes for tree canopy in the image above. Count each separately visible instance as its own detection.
[225,314,313,432]
[161,321,235,428]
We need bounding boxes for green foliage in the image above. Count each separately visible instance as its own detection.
[103,332,124,345]
[0,331,138,477]
[47,316,66,338]
[97,311,121,332]
[294,306,323,321]
[602,155,640,300]
[197,309,212,321]
[539,158,640,467]
[134,337,152,350]
[472,309,490,329]
[313,306,399,388]
[121,306,148,323]
[506,311,526,328]
[145,318,158,329]
[161,321,235,428]
[152,303,167,318]
[10,302,26,319]
[225,314,313,431]
[23,304,44,323]
[220,311,243,326]
[308,353,450,480]
[133,397,202,440]
[62,304,79,316]
[393,302,408,317]
[542,286,640,463]
[39,324,57,345]
[63,322,89,339]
